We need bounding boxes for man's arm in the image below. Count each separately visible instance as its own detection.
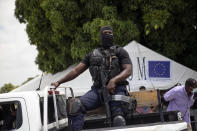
[163,88,175,101]
[107,64,132,93]
[51,63,88,88]
[189,94,195,107]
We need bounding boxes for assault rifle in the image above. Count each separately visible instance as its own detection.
[100,68,112,127]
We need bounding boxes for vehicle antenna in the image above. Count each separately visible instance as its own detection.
[36,73,44,90]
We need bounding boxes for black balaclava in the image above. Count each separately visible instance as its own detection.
[100,25,114,49]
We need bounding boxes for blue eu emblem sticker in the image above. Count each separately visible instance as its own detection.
[148,61,170,78]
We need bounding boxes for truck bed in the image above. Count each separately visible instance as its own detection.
[83,121,187,131]
[83,111,185,130]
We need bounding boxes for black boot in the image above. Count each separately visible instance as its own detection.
[113,115,126,127]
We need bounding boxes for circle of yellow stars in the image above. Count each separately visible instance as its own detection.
[153,63,166,77]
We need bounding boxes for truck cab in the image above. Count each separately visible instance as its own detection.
[0,86,68,131]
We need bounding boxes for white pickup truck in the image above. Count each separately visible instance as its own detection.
[0,86,188,131]
[0,86,70,131]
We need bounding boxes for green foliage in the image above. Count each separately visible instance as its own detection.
[0,83,17,93]
[15,0,197,73]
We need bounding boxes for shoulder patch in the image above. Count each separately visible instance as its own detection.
[93,48,103,57]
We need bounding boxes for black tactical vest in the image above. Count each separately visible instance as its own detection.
[89,46,122,88]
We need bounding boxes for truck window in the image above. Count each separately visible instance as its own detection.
[0,101,22,130]
[40,95,67,124]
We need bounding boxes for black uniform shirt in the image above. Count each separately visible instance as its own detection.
[81,47,132,67]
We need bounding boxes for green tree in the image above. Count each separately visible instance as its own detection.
[15,0,197,73]
[0,83,17,93]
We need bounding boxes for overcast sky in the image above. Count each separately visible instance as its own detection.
[0,0,41,87]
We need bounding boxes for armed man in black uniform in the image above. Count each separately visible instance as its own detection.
[51,25,132,131]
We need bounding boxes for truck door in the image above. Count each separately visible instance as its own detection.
[0,98,30,131]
